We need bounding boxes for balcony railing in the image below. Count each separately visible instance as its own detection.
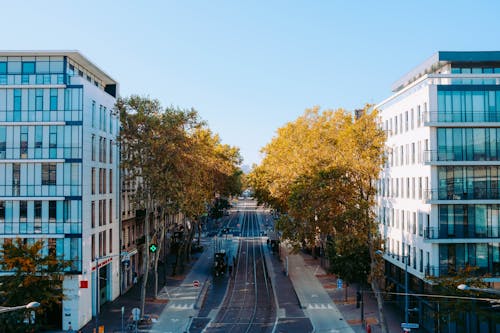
[0,73,66,86]
[424,111,500,123]
[424,187,500,201]
[425,264,500,278]
[424,227,500,239]
[0,184,81,197]
[0,147,81,160]
[423,149,500,163]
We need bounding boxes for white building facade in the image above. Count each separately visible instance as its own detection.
[376,51,500,332]
[0,51,120,330]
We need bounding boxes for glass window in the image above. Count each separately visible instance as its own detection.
[109,169,113,193]
[109,229,113,253]
[42,163,57,185]
[50,89,58,111]
[0,127,6,159]
[20,126,28,158]
[19,201,27,222]
[0,201,4,221]
[0,62,6,74]
[22,62,35,74]
[91,234,95,260]
[91,168,96,195]
[49,201,56,222]
[91,201,95,228]
[49,126,57,158]
[109,199,113,223]
[91,135,95,161]
[92,101,96,128]
[35,89,43,111]
[13,92,21,121]
[34,201,42,221]
[109,141,113,163]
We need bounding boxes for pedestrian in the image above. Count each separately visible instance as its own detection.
[366,323,371,333]
[67,322,74,333]
[133,272,138,284]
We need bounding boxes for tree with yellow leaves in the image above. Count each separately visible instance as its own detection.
[250,105,388,332]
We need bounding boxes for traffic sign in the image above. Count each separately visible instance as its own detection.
[193,280,200,288]
[401,323,419,329]
[337,279,343,289]
[149,244,158,253]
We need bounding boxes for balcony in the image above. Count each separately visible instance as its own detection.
[424,187,500,202]
[424,149,500,164]
[424,227,500,240]
[0,184,81,197]
[424,111,500,126]
[425,264,500,278]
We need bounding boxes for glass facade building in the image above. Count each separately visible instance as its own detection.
[0,52,119,331]
[376,52,500,332]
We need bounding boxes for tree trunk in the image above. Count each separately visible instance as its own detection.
[370,278,388,333]
[153,209,166,298]
[140,201,151,317]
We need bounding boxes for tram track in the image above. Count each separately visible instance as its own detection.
[205,209,276,333]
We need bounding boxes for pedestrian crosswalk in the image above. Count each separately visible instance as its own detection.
[168,302,195,310]
[307,303,335,310]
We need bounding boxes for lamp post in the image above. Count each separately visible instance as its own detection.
[0,301,40,314]
[376,250,410,326]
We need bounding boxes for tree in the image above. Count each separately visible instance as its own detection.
[249,105,388,332]
[118,96,242,309]
[0,238,70,332]
[428,266,495,331]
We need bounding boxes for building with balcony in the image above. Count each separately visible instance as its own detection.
[376,51,500,332]
[0,51,120,330]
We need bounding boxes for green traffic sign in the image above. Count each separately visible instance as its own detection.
[149,244,158,253]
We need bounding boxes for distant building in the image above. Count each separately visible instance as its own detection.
[376,51,500,332]
[0,51,120,330]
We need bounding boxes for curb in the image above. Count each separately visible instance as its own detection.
[195,278,211,310]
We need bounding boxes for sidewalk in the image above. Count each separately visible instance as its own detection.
[282,247,355,333]
[297,250,422,333]
[58,249,205,333]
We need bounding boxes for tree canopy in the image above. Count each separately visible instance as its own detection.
[117,96,242,313]
[249,105,388,331]
[0,238,70,332]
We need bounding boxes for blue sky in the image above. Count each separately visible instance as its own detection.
[4,1,500,166]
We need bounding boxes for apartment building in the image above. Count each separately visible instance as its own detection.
[376,51,500,332]
[0,51,120,330]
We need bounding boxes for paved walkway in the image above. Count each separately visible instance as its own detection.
[282,246,355,333]
[296,250,423,333]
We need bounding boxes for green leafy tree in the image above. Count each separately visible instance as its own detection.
[428,266,496,331]
[0,238,70,332]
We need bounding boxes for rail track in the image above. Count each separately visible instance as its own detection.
[205,210,276,333]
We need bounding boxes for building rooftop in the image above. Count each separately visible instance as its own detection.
[0,50,118,87]
[392,51,500,92]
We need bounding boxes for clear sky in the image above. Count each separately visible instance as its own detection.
[4,0,500,166]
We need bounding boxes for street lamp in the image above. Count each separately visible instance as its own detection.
[376,250,410,325]
[0,301,40,314]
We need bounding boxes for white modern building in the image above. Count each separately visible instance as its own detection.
[0,51,120,330]
[376,51,500,332]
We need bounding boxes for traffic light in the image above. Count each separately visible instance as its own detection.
[149,244,158,253]
[356,291,361,308]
